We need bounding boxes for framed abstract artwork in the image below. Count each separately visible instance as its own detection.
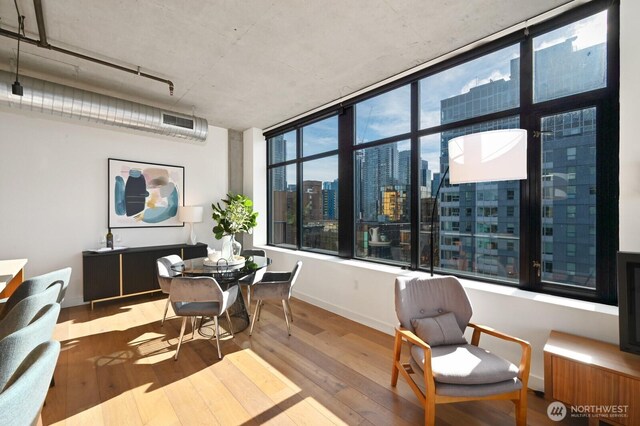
[108,158,184,228]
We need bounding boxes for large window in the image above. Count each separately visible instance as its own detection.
[354,138,411,264]
[419,44,520,129]
[419,117,521,283]
[540,107,597,288]
[266,1,618,304]
[268,115,339,254]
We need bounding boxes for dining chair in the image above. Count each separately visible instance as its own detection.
[0,340,60,426]
[0,303,60,393]
[249,261,302,336]
[156,255,184,325]
[0,283,61,341]
[169,276,238,360]
[0,267,71,320]
[239,249,267,315]
[391,275,531,426]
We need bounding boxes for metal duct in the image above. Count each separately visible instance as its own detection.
[0,70,208,142]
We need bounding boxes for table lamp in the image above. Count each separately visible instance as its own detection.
[178,206,203,245]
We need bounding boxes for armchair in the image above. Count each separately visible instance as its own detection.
[0,341,60,426]
[0,267,71,320]
[390,275,531,426]
[156,255,184,325]
[169,276,238,360]
[249,261,302,336]
[239,249,267,315]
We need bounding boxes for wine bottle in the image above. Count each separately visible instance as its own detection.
[106,229,114,249]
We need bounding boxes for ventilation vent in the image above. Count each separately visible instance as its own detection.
[163,113,195,129]
[0,70,208,142]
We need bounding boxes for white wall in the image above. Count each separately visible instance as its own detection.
[242,128,267,248]
[619,0,640,251]
[245,1,639,391]
[0,107,229,307]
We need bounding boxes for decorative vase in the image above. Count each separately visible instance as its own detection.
[221,235,242,261]
[220,235,233,261]
[231,235,242,259]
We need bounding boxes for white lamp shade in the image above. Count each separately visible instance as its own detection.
[448,129,527,184]
[178,206,203,223]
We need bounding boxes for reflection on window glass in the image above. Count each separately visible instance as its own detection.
[301,156,339,253]
[420,44,520,129]
[270,164,297,246]
[269,130,296,164]
[354,140,411,264]
[419,117,520,283]
[540,107,596,288]
[534,11,607,103]
[355,86,410,144]
[303,116,338,157]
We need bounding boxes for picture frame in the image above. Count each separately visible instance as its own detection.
[108,158,185,228]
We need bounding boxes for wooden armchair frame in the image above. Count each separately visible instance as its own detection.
[391,322,531,426]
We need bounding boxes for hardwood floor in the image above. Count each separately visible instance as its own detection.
[42,294,585,425]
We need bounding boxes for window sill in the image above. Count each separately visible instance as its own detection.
[259,245,619,317]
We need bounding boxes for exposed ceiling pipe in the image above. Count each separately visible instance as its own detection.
[33,0,49,47]
[0,70,208,142]
[0,28,175,95]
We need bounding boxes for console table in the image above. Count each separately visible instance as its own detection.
[82,243,207,308]
[544,330,640,425]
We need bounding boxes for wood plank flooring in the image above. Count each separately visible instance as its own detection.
[42,293,586,425]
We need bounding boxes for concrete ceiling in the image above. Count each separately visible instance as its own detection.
[0,0,572,131]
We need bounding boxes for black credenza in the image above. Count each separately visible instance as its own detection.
[82,243,207,308]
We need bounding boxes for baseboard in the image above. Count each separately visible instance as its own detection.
[528,374,544,392]
[293,290,396,335]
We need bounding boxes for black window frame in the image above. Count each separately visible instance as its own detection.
[265,0,619,305]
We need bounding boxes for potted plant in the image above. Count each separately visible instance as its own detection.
[211,193,258,260]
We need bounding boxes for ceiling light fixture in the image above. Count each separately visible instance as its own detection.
[11,0,25,96]
[1,0,174,96]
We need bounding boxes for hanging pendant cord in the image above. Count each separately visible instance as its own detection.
[13,0,25,83]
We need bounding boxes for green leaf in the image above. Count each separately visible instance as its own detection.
[210,192,258,239]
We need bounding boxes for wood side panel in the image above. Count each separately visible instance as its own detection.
[545,331,640,426]
[0,267,24,299]
[619,376,640,426]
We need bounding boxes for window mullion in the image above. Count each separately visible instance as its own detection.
[410,82,420,270]
[338,106,355,258]
[296,128,302,250]
[519,31,538,290]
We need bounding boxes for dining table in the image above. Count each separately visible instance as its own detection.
[171,255,271,335]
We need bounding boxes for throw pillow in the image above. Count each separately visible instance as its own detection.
[411,312,467,347]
